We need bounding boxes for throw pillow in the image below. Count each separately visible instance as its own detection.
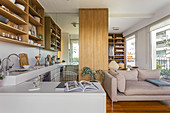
[117,70,138,80]
[138,69,161,80]
[109,70,119,76]
[113,73,126,92]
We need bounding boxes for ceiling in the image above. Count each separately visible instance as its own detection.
[39,0,170,33]
[46,13,79,34]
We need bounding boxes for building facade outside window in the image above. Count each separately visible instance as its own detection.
[151,23,170,79]
[70,39,79,63]
[126,35,136,67]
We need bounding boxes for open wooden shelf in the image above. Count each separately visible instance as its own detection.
[115,59,124,61]
[115,51,124,53]
[0,36,44,48]
[51,33,61,40]
[0,22,27,34]
[45,16,61,51]
[108,33,126,68]
[115,42,124,44]
[29,6,42,19]
[0,7,27,25]
[16,0,27,6]
[0,0,28,15]
[0,0,45,49]
[29,15,42,26]
[115,55,124,57]
[115,38,124,40]
[115,47,124,48]
[29,34,42,41]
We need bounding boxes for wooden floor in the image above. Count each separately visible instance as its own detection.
[106,96,170,113]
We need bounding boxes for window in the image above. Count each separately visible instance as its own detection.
[151,25,170,69]
[70,39,79,63]
[126,35,136,67]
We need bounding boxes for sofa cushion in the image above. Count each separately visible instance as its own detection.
[109,70,125,92]
[124,80,170,95]
[138,69,160,80]
[146,79,170,86]
[117,70,138,80]
[109,70,119,76]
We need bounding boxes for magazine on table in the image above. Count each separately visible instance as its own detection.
[64,80,98,92]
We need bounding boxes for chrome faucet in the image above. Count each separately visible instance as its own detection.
[1,58,11,76]
[6,53,20,72]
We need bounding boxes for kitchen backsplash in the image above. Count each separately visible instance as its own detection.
[0,41,57,68]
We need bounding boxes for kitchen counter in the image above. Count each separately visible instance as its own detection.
[0,82,106,113]
[2,63,64,86]
[0,82,105,95]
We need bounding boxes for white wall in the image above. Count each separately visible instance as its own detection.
[0,41,57,68]
[61,33,69,63]
[123,4,170,37]
[124,4,170,70]
[135,26,152,69]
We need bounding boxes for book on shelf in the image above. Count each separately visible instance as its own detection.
[64,80,98,92]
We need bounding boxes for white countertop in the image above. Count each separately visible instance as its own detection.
[2,63,64,86]
[0,82,105,95]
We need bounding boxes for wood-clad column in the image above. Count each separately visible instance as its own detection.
[79,9,108,81]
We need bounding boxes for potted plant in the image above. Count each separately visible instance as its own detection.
[81,67,104,82]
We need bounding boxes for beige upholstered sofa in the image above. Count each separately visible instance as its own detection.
[103,69,170,102]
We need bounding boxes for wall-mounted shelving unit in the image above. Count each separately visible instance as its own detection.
[45,16,61,52]
[0,0,44,48]
[108,33,126,68]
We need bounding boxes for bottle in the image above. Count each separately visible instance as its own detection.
[45,57,49,66]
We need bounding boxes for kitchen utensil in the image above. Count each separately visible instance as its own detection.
[35,56,41,66]
[19,53,29,68]
[15,4,25,11]
[0,15,9,24]
[47,55,51,65]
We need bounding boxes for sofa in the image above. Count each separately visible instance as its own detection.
[103,69,170,102]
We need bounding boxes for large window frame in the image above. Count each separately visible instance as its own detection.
[70,39,79,63]
[126,35,136,67]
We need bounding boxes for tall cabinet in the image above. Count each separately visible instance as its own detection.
[108,33,126,68]
[79,8,108,82]
[0,0,44,48]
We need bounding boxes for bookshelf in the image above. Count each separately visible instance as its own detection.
[108,33,126,68]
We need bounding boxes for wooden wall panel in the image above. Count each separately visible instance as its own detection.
[79,9,108,81]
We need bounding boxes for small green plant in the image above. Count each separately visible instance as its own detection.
[161,69,170,77]
[0,74,4,80]
[156,61,164,69]
[81,67,104,81]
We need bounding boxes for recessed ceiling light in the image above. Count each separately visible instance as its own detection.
[113,27,119,30]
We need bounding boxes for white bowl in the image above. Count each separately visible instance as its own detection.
[15,4,25,11]
[23,65,30,69]
[10,0,16,3]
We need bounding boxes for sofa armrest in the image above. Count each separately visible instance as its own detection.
[103,71,118,102]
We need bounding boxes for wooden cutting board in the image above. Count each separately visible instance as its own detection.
[19,53,29,68]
